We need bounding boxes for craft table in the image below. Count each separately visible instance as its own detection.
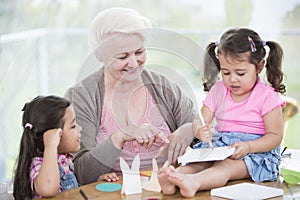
[38,176,300,200]
[39,149,300,199]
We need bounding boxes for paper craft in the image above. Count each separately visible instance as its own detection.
[140,176,149,189]
[162,160,169,168]
[140,170,152,177]
[211,182,283,199]
[96,183,122,192]
[177,146,235,165]
[144,158,161,192]
[120,154,142,195]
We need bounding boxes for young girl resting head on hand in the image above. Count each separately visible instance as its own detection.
[13,95,81,199]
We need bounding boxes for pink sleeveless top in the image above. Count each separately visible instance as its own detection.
[96,89,172,173]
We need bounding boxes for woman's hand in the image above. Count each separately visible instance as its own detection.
[230,141,251,159]
[111,123,169,150]
[97,172,119,182]
[166,123,194,163]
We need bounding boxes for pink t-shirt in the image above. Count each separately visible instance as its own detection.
[97,89,171,173]
[203,79,285,134]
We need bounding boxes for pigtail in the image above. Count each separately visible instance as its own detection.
[265,41,286,94]
[203,42,220,92]
[13,128,37,200]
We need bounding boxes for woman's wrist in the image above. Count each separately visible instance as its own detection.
[110,131,124,149]
[182,122,194,139]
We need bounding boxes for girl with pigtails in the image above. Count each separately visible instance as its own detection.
[13,95,119,199]
[158,28,286,198]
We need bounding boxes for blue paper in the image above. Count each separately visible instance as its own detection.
[96,183,122,192]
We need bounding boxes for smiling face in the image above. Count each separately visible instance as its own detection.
[57,105,81,154]
[219,54,262,102]
[101,33,147,83]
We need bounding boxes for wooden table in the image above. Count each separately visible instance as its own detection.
[39,149,300,199]
[40,177,300,200]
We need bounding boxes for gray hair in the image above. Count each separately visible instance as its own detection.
[89,7,152,50]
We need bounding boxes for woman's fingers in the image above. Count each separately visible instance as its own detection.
[146,137,154,150]
[148,125,169,144]
[106,173,119,181]
[155,132,169,144]
[141,127,156,149]
[98,172,119,182]
[121,123,169,150]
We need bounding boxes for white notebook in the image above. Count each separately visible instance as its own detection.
[211,183,283,200]
[177,146,235,165]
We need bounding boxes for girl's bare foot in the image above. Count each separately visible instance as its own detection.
[168,172,200,198]
[157,166,176,195]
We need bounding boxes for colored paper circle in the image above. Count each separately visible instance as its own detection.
[96,183,122,192]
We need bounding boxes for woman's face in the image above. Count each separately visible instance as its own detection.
[102,33,147,83]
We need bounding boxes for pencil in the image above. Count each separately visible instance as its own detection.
[198,112,213,148]
[79,189,89,200]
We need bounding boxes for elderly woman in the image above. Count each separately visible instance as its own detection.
[65,7,196,185]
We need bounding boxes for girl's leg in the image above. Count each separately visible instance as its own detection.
[168,159,250,198]
[176,161,213,174]
[158,162,213,195]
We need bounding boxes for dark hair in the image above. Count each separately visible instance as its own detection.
[203,28,286,94]
[13,95,70,200]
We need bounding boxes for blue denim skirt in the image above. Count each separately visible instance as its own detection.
[193,131,281,182]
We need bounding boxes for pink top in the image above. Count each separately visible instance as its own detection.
[97,89,172,173]
[29,153,74,198]
[203,79,285,134]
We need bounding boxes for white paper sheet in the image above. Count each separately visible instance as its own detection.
[211,183,283,200]
[177,146,235,165]
[282,148,300,172]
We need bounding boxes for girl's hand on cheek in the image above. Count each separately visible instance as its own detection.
[43,128,62,148]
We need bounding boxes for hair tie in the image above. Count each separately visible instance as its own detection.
[25,123,33,130]
[215,41,219,46]
[248,36,257,53]
[262,40,267,46]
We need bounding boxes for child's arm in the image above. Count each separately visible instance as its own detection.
[252,106,284,151]
[231,107,284,159]
[34,129,62,197]
[192,105,214,142]
[97,172,119,182]
[200,106,215,125]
